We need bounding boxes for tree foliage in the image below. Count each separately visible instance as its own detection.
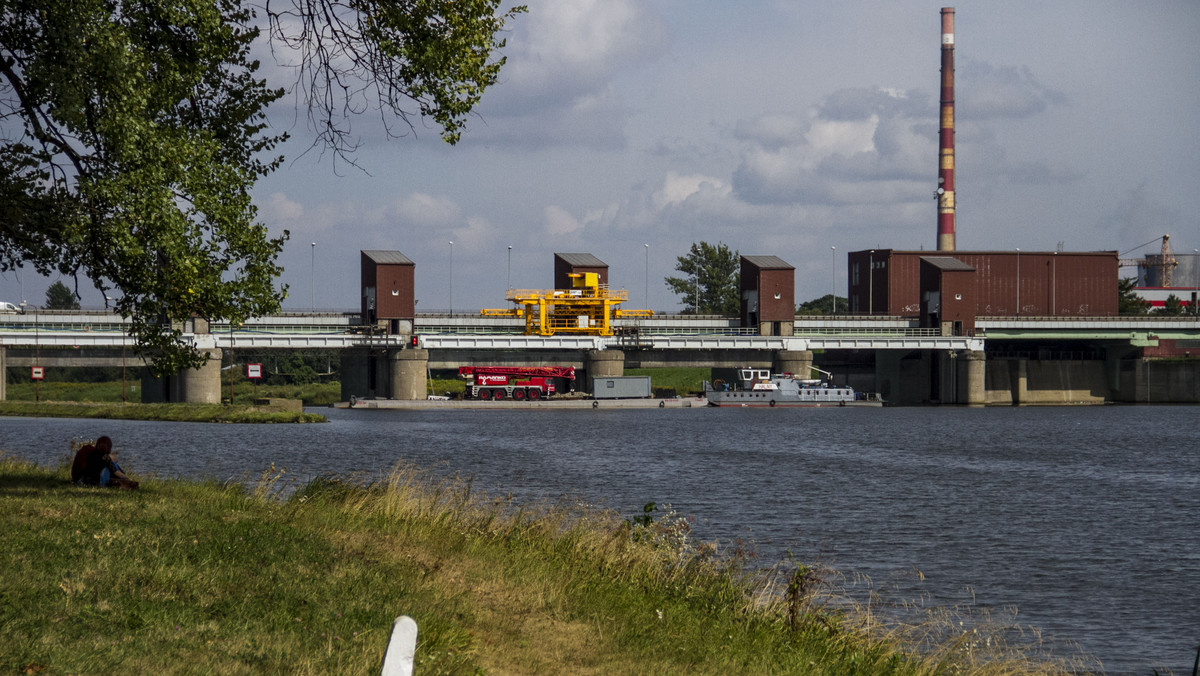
[43,280,79,310]
[265,0,523,158]
[1157,293,1186,316]
[1,0,522,374]
[665,242,740,315]
[1117,278,1150,315]
[797,294,848,316]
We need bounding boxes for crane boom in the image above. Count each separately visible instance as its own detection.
[1118,234,1178,287]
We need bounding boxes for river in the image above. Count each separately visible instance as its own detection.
[3,405,1197,673]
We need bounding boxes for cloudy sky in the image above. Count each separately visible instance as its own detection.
[5,0,1199,313]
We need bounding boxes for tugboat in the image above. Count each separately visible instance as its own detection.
[703,367,882,408]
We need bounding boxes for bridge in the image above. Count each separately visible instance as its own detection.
[6,310,1198,348]
[3,310,1198,405]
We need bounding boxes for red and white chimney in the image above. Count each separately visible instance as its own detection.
[937,7,956,251]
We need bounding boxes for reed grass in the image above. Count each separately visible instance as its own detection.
[0,401,325,423]
[0,456,1090,675]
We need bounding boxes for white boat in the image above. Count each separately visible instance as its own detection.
[703,368,882,408]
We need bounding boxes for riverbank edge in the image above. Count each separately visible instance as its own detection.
[337,395,711,410]
[0,401,326,423]
[0,458,1081,675]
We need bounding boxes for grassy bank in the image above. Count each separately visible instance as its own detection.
[0,401,325,423]
[0,457,1083,675]
[4,381,342,407]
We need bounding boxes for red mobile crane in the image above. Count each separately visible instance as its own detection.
[458,366,576,401]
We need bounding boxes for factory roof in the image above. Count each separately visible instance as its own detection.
[554,253,608,267]
[362,250,414,265]
[742,255,793,270]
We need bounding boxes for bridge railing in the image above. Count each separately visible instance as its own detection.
[792,327,942,337]
[977,315,1200,323]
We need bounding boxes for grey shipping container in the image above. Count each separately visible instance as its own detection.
[590,376,652,399]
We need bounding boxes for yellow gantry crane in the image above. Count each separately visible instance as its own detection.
[481,272,652,336]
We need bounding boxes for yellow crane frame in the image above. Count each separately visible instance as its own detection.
[481,273,653,336]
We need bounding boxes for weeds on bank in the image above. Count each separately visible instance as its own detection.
[0,455,1087,674]
[0,400,324,423]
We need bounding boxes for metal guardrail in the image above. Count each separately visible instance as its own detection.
[977,315,1200,323]
[793,327,942,337]
[5,311,1198,350]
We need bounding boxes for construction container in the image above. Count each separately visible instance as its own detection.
[590,376,652,399]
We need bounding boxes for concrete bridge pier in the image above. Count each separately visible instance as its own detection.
[962,350,986,406]
[1009,359,1029,405]
[585,349,624,392]
[390,348,429,400]
[0,347,6,400]
[773,350,814,380]
[141,348,223,403]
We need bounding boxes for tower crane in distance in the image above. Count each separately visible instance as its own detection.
[1119,234,1178,287]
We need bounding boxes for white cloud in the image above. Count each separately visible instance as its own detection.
[261,192,305,222]
[472,0,668,147]
[392,193,463,227]
[733,115,810,151]
[730,88,932,207]
[652,172,729,210]
[543,204,583,237]
[960,59,1066,120]
[501,0,668,106]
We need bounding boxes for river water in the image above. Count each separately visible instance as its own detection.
[3,405,1197,673]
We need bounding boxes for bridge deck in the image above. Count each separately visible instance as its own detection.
[1,312,1196,350]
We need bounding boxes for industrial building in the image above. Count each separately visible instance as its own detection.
[739,256,795,336]
[1130,248,1200,311]
[360,250,415,333]
[554,253,608,289]
[846,250,1119,325]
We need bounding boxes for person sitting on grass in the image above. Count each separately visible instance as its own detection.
[71,436,138,489]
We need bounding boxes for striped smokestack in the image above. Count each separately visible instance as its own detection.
[936,7,956,251]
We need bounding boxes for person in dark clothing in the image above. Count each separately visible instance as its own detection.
[71,436,137,489]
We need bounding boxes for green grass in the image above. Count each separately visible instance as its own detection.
[0,401,325,423]
[428,378,466,398]
[6,380,342,407]
[221,381,342,407]
[0,456,1087,675]
[4,380,139,403]
[623,367,712,396]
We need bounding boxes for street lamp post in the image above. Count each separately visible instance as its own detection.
[507,245,513,290]
[1194,249,1198,315]
[448,241,454,314]
[310,242,316,313]
[868,250,875,315]
[830,246,836,314]
[1015,248,1020,316]
[1052,251,1057,316]
[644,244,649,308]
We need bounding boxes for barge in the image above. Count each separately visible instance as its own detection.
[703,368,882,408]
